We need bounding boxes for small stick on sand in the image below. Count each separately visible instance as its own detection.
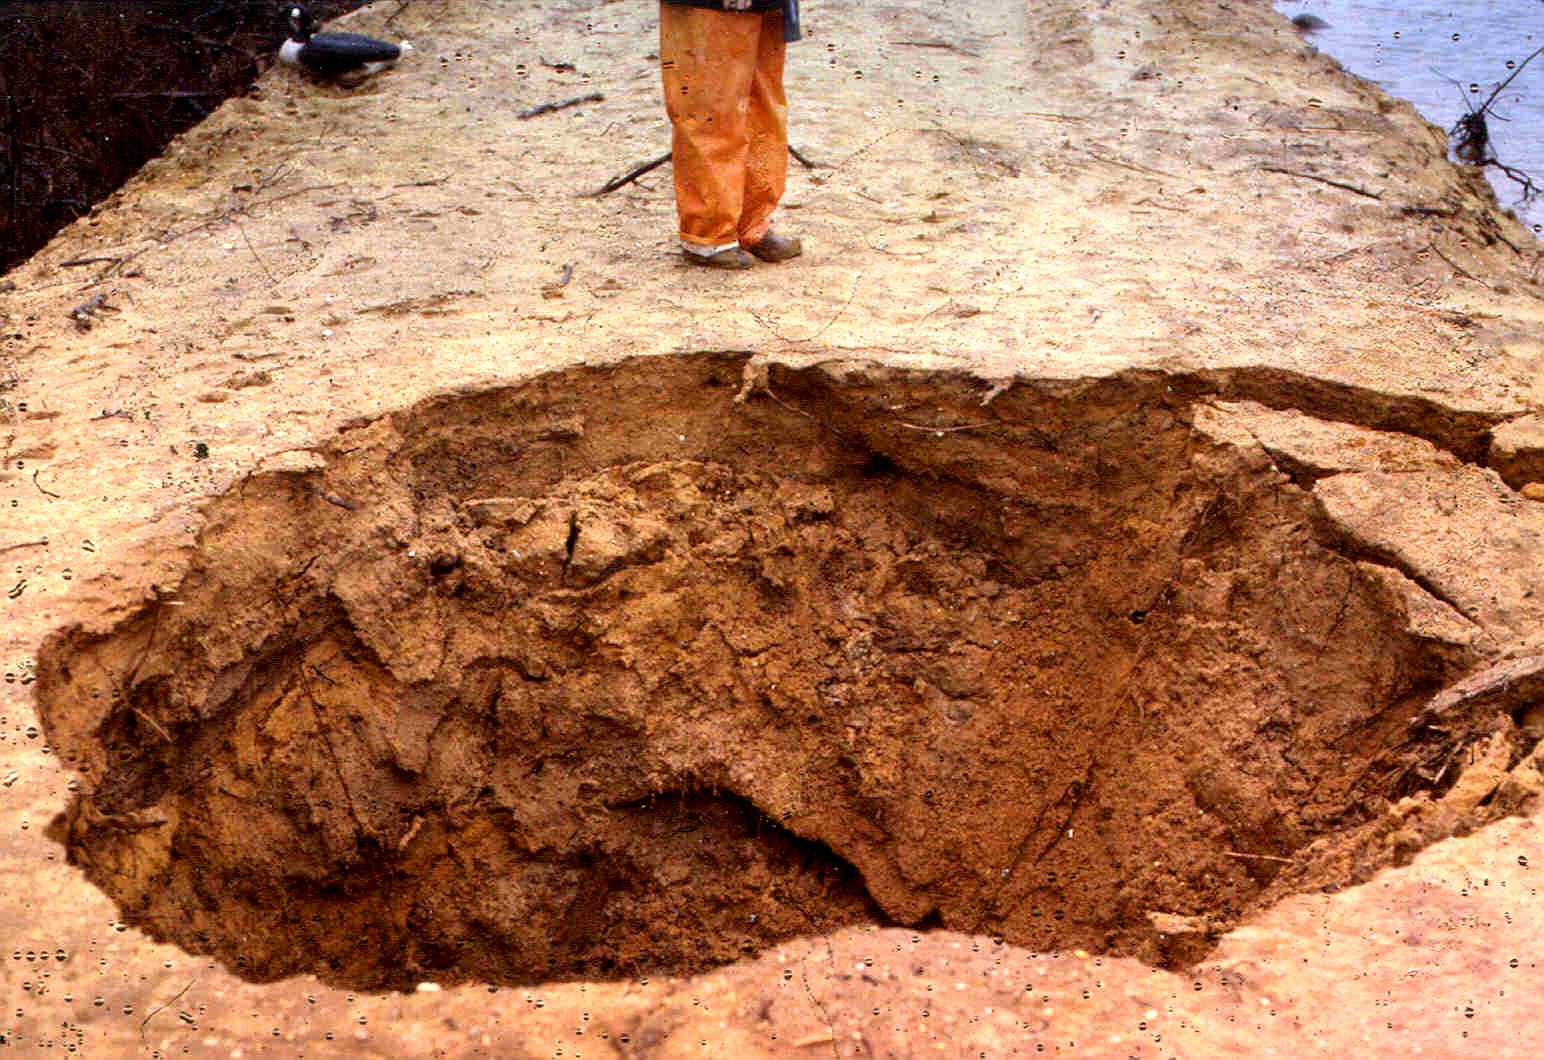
[589,143,824,197]
[131,707,174,744]
[792,1029,836,1048]
[138,977,198,1042]
[517,92,603,120]
[32,469,62,499]
[1258,164,1382,200]
[585,151,672,197]
[1427,242,1492,289]
[1224,850,1293,864]
[789,144,825,169]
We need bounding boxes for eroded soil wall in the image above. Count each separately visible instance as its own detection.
[36,355,1486,988]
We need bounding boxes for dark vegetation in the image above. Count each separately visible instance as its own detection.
[0,1,367,273]
[1444,44,1544,204]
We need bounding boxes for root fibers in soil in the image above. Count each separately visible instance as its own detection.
[33,354,1506,989]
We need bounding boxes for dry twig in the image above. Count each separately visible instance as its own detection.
[139,978,197,1041]
[896,419,1003,434]
[518,92,603,120]
[1084,149,1180,180]
[1258,165,1382,200]
[236,218,276,286]
[130,707,173,744]
[385,0,417,28]
[1427,242,1492,288]
[891,39,979,56]
[585,151,672,197]
[31,468,61,498]
[789,144,825,169]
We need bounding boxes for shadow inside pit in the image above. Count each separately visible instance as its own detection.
[34,353,1521,990]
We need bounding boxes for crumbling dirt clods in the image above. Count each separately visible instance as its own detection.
[33,354,1509,989]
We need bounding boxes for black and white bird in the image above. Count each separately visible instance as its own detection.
[278,4,412,83]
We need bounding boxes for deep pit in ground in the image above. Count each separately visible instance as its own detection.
[33,354,1515,990]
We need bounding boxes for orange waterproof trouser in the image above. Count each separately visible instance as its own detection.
[659,5,787,249]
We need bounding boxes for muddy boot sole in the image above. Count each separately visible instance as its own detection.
[742,232,803,262]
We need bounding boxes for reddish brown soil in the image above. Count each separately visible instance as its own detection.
[33,354,1506,991]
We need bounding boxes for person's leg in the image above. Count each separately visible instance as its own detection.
[737,10,792,254]
[659,4,761,261]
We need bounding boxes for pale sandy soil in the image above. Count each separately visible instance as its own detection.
[2,0,1544,1056]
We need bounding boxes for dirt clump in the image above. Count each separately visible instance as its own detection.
[33,354,1520,991]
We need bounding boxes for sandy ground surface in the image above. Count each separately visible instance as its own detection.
[3,0,1544,1055]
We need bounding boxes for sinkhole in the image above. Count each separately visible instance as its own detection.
[34,353,1508,989]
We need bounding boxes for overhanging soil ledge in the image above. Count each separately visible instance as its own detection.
[34,353,1532,990]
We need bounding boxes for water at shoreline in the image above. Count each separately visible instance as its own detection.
[1275,0,1543,234]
